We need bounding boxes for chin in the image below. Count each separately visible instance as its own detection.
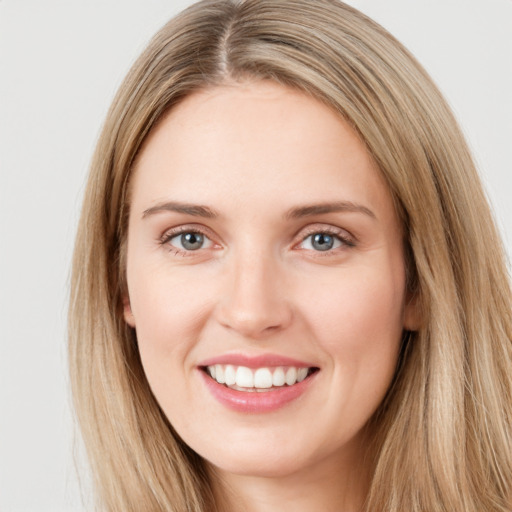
[195,433,323,480]
[207,451,309,479]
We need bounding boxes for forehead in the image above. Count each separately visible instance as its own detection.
[131,80,394,222]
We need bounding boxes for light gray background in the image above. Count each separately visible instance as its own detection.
[0,1,510,511]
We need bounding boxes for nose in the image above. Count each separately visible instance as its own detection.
[215,249,293,339]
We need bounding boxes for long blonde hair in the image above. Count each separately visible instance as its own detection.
[69,1,512,510]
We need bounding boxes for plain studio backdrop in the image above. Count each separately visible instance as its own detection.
[0,1,510,510]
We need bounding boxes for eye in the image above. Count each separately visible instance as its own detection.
[167,231,213,251]
[301,232,342,251]
[297,228,355,253]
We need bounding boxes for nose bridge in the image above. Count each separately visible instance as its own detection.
[217,242,292,337]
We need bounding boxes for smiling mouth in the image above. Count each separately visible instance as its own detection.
[201,364,320,392]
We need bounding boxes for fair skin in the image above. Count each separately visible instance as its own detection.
[123,80,418,511]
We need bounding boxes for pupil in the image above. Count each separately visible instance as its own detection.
[181,232,203,250]
[312,233,333,251]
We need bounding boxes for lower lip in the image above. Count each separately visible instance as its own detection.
[199,369,317,413]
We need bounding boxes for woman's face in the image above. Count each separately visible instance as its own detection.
[124,81,418,478]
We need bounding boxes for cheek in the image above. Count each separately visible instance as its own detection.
[297,270,405,443]
[127,264,216,374]
[300,264,405,393]
[127,273,217,428]
[306,268,404,337]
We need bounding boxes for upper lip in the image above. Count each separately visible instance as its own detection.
[198,353,317,369]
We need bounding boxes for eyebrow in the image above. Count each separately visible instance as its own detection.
[141,200,376,221]
[285,201,376,220]
[142,201,219,219]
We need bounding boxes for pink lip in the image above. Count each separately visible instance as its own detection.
[198,353,313,369]
[198,366,319,414]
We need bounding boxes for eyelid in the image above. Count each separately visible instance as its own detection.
[158,222,356,255]
[293,223,356,250]
[159,224,221,251]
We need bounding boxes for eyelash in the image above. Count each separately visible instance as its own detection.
[159,224,356,256]
[159,226,216,256]
[296,226,356,254]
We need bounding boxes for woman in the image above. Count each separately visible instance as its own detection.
[68,0,512,510]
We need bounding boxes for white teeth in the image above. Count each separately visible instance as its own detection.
[236,366,254,388]
[224,365,236,386]
[254,368,273,388]
[272,367,285,387]
[297,367,308,382]
[285,367,298,386]
[214,364,225,384]
[206,364,313,390]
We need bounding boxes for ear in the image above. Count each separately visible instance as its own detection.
[403,292,422,331]
[122,294,136,328]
